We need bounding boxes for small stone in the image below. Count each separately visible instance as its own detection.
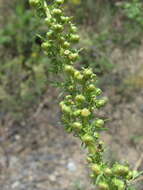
[49,174,56,182]
[15,135,21,140]
[67,160,77,172]
[12,181,20,188]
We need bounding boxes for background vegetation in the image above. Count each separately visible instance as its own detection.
[0,0,143,189]
[0,0,143,122]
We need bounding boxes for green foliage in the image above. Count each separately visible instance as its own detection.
[0,1,39,56]
[122,0,143,26]
[79,30,114,75]
[66,0,143,74]
[0,0,50,120]
[67,0,116,74]
[31,0,143,189]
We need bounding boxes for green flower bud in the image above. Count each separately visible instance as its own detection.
[82,134,94,145]
[88,145,97,154]
[68,85,74,91]
[75,95,85,103]
[55,0,64,5]
[45,18,52,26]
[29,0,40,7]
[91,164,101,175]
[46,31,54,38]
[113,165,129,177]
[70,34,80,42]
[59,36,65,44]
[126,171,133,180]
[95,88,102,96]
[94,132,99,139]
[67,99,74,105]
[70,25,77,33]
[59,101,64,107]
[68,53,79,61]
[104,168,112,176]
[64,65,75,75]
[74,71,83,82]
[95,98,108,108]
[71,122,82,131]
[61,105,72,114]
[63,41,70,48]
[73,109,81,117]
[98,182,109,190]
[81,108,91,117]
[87,84,96,92]
[41,42,51,50]
[83,68,93,79]
[65,95,72,100]
[53,24,63,32]
[120,166,129,176]
[61,16,70,22]
[52,8,62,15]
[95,119,104,128]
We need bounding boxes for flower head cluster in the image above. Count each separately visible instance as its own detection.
[30,0,80,72]
[30,0,141,189]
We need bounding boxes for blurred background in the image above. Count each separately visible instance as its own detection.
[0,0,143,189]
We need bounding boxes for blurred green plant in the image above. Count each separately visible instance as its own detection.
[72,180,85,190]
[0,0,49,120]
[121,0,143,26]
[67,0,143,74]
[0,1,39,57]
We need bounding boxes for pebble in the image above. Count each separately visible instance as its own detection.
[12,181,20,188]
[67,160,77,172]
[49,175,56,182]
